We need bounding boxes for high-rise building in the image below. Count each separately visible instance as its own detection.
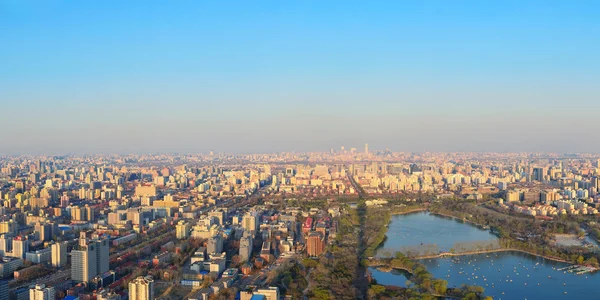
[51,241,68,268]
[34,223,52,242]
[365,143,369,155]
[11,236,29,259]
[592,176,600,189]
[85,205,95,222]
[71,237,109,282]
[306,232,325,257]
[0,221,18,235]
[239,233,253,262]
[29,284,55,300]
[242,211,259,233]
[207,234,223,254]
[0,234,12,256]
[176,221,191,239]
[533,167,545,182]
[209,210,226,226]
[129,276,154,300]
[60,193,70,208]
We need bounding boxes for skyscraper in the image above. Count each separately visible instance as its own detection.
[129,276,154,300]
[365,143,369,155]
[71,237,109,282]
[51,241,67,268]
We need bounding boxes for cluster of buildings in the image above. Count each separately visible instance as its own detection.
[0,151,598,299]
[501,199,599,216]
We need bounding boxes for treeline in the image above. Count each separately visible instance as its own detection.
[306,209,362,299]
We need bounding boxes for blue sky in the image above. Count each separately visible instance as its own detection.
[1,1,599,154]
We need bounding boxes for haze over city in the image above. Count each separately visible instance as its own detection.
[2,1,600,154]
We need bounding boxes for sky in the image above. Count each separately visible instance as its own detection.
[1,1,599,154]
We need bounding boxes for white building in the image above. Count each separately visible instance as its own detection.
[29,284,55,300]
[129,276,154,300]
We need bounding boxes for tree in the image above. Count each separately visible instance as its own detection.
[432,279,447,295]
[302,258,318,269]
[584,257,599,267]
[369,284,385,295]
[312,288,331,300]
[577,255,584,265]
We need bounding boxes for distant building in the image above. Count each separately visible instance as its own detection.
[135,184,157,198]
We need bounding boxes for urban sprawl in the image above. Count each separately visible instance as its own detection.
[1,146,600,300]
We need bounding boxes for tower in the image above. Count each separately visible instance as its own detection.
[71,237,109,282]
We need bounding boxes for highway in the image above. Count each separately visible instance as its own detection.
[346,168,365,199]
[11,268,70,291]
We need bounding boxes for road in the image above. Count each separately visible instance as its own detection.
[11,268,70,291]
[346,168,365,199]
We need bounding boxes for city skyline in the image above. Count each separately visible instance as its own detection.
[2,1,599,153]
[3,2,600,299]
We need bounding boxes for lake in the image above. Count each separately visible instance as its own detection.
[371,212,600,299]
[376,211,497,255]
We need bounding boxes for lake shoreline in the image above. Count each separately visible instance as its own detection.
[383,210,599,269]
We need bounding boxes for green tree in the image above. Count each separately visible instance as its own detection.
[312,288,331,300]
[432,279,448,295]
[369,285,385,295]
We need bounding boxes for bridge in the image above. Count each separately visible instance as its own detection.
[371,247,571,264]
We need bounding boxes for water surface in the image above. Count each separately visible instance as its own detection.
[377,211,497,255]
[371,212,600,299]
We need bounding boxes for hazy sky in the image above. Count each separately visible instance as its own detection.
[1,1,599,154]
